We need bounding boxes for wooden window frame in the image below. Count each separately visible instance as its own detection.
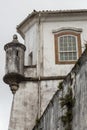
[54,31,82,64]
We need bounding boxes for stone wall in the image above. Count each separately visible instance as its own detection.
[32,48,87,130]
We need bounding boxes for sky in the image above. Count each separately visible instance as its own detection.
[0,0,87,130]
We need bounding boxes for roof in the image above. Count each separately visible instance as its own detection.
[17,9,87,38]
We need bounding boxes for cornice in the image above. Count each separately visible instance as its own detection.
[52,27,82,34]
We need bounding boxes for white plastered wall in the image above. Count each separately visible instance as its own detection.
[42,19,87,76]
[24,23,38,66]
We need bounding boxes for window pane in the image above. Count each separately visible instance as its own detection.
[58,35,77,61]
[60,52,64,60]
[72,36,76,43]
[64,43,67,51]
[68,42,72,51]
[65,52,68,60]
[64,36,67,43]
[59,43,63,51]
[68,36,71,42]
[69,52,73,60]
[60,52,77,61]
[60,37,63,43]
[72,43,76,51]
[59,37,63,51]
[73,52,77,60]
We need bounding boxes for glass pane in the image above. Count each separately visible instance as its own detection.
[60,42,63,47]
[58,35,77,61]
[72,36,76,43]
[64,43,67,51]
[60,47,63,51]
[65,52,68,60]
[68,42,72,51]
[60,52,77,61]
[72,43,76,51]
[60,52,64,60]
[59,37,63,51]
[60,37,63,44]
[73,52,77,60]
[68,36,71,42]
[64,36,67,42]
[69,52,72,60]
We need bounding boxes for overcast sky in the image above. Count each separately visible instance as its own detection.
[0,0,87,130]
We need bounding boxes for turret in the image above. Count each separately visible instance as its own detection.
[3,34,26,94]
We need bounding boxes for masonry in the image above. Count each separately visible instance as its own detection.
[3,9,87,130]
[32,47,87,130]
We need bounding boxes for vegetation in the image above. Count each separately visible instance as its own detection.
[58,82,75,130]
[58,82,63,91]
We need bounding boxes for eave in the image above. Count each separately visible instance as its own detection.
[17,9,87,39]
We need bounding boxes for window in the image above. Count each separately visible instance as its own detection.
[54,31,82,64]
[59,35,77,61]
[28,52,33,65]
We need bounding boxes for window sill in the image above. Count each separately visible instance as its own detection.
[55,61,77,64]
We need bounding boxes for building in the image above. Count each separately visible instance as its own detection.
[32,45,87,130]
[3,9,87,130]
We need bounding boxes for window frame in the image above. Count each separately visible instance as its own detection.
[58,35,78,61]
[54,31,82,64]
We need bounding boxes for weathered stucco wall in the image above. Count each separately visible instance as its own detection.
[9,82,38,130]
[72,62,87,129]
[32,48,87,130]
[24,66,37,77]
[40,80,60,115]
[8,12,87,130]
[43,20,87,76]
[24,15,87,77]
[8,79,62,130]
[25,23,38,66]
